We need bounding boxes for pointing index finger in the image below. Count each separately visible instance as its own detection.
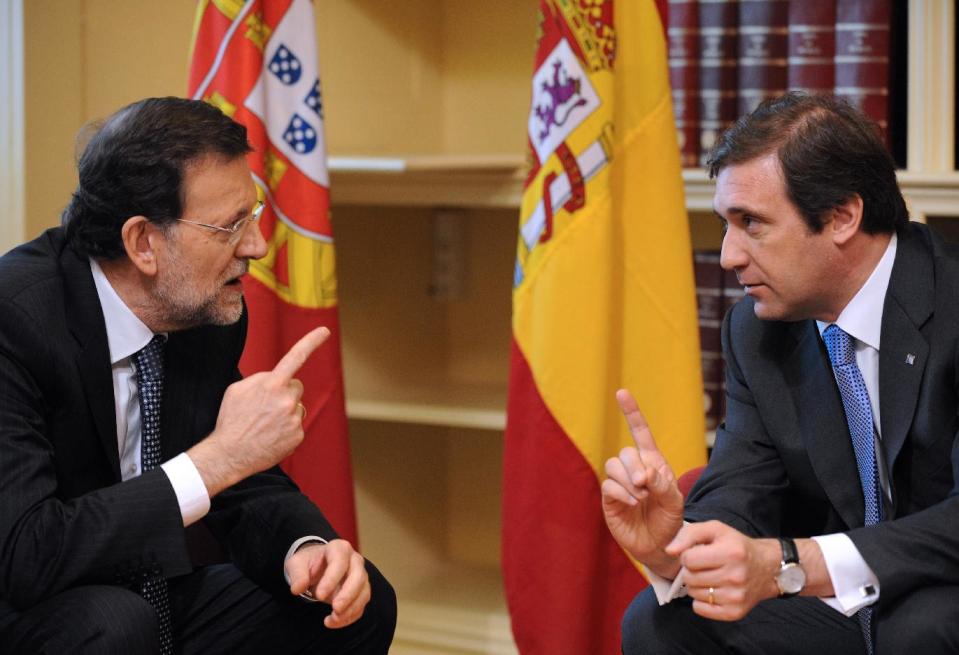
[272,327,330,380]
[616,388,660,452]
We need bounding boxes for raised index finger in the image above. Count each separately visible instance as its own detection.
[272,327,330,380]
[615,388,660,452]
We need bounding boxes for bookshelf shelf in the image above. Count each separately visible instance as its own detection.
[330,157,959,218]
[329,155,525,209]
[345,381,507,431]
[897,171,959,220]
[389,564,517,655]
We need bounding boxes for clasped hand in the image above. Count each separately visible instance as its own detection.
[601,389,780,621]
[285,539,372,628]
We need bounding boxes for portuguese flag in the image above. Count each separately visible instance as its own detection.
[188,0,357,546]
[502,1,706,652]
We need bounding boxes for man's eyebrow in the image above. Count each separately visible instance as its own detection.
[222,205,251,226]
[719,205,767,219]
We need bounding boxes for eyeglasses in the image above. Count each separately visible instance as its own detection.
[175,201,265,245]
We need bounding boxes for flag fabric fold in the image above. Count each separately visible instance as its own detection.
[188,0,357,546]
[503,1,706,652]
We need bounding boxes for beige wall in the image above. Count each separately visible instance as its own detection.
[23,0,537,238]
[23,0,196,239]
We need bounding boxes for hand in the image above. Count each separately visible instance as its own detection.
[665,521,781,621]
[601,389,685,577]
[188,326,330,496]
[285,540,371,629]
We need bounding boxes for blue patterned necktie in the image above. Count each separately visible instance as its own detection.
[133,335,174,655]
[822,324,882,654]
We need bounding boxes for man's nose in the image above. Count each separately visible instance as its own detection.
[719,228,747,272]
[235,219,269,260]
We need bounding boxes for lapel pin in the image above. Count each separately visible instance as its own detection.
[905,353,916,365]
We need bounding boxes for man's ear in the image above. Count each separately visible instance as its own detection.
[829,194,865,246]
[120,216,162,276]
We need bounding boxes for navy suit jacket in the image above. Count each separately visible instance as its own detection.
[0,228,337,611]
[685,221,959,608]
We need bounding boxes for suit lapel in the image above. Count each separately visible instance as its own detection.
[60,245,121,480]
[879,228,934,473]
[784,321,864,529]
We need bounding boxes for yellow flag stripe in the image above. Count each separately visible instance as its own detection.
[513,0,706,482]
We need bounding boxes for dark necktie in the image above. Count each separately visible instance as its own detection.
[823,325,881,654]
[133,335,174,655]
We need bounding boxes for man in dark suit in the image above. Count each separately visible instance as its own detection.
[0,97,396,653]
[604,92,959,653]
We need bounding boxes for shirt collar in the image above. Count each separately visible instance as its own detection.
[89,259,158,364]
[816,233,897,350]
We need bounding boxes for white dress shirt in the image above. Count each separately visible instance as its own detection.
[90,259,210,526]
[647,234,898,617]
[810,232,897,615]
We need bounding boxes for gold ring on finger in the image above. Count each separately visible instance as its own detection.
[708,587,715,605]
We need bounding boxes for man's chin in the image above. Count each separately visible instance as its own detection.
[752,301,808,323]
[210,301,245,326]
[751,301,784,322]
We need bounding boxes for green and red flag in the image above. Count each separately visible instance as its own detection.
[188,0,357,545]
[503,1,706,651]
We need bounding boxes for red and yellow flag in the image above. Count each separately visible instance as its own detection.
[188,0,357,545]
[502,1,706,651]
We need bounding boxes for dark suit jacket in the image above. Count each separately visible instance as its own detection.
[685,221,959,609]
[0,228,337,612]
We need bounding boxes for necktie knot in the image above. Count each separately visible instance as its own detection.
[133,335,166,383]
[823,324,855,367]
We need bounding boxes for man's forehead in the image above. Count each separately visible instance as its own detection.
[180,154,256,216]
[713,154,784,215]
[184,151,250,175]
[182,154,254,189]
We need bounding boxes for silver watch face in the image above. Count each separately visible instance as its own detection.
[777,562,806,594]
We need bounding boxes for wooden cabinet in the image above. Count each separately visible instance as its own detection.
[318,4,535,652]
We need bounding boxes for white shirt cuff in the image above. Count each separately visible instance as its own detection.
[283,536,329,602]
[811,533,880,616]
[284,535,329,564]
[642,564,688,605]
[160,453,211,527]
[642,520,690,605]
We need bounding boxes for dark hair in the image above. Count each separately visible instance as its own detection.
[706,92,907,234]
[63,97,252,259]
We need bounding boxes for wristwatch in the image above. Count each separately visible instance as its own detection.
[774,538,806,597]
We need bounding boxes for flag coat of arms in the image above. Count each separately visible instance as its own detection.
[188,0,357,545]
[503,1,707,652]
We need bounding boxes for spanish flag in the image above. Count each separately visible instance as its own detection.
[502,1,706,652]
[188,0,357,545]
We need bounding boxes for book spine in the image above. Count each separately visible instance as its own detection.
[835,0,891,140]
[737,0,789,116]
[787,0,837,93]
[668,0,701,168]
[699,0,739,166]
[694,251,724,431]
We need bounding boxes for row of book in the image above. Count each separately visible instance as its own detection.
[693,251,742,432]
[668,0,896,168]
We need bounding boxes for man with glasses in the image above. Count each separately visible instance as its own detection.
[0,97,395,654]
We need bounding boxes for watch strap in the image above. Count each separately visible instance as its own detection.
[779,537,799,565]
